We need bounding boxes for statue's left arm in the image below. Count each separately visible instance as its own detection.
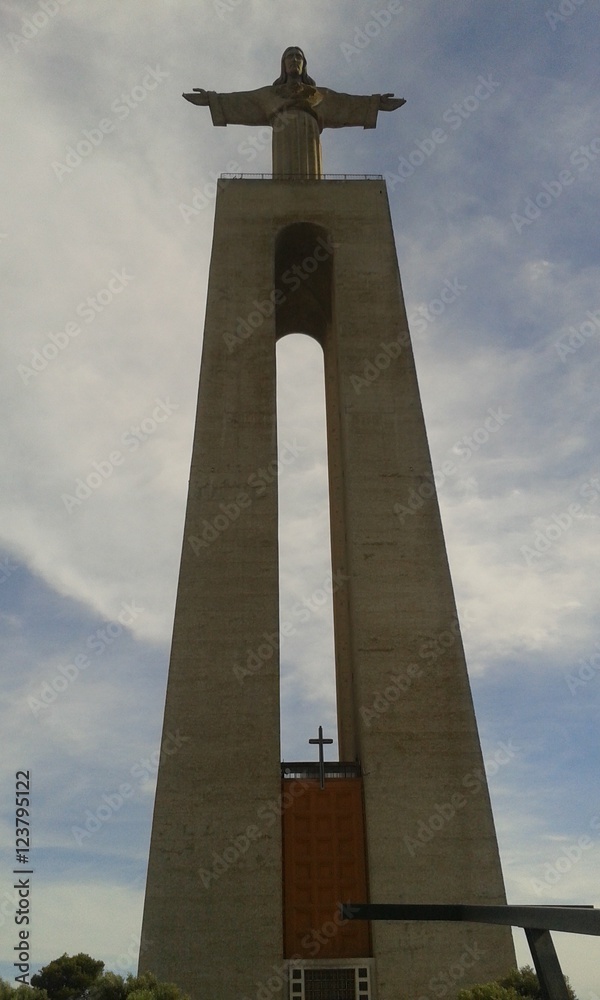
[319,90,406,130]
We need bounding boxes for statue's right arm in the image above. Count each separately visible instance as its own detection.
[182,88,210,106]
[182,87,272,127]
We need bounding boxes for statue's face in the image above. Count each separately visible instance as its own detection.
[284,49,304,78]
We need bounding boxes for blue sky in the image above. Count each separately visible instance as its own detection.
[1,1,600,996]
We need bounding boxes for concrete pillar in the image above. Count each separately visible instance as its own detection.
[140,179,515,999]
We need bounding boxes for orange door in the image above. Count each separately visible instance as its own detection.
[282,778,371,959]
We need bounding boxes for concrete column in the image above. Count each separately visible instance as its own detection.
[140,187,283,999]
[140,180,515,999]
[323,183,515,996]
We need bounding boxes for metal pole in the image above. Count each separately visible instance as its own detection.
[525,928,571,1000]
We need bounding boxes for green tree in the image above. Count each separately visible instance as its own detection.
[24,959,187,1000]
[498,965,544,999]
[89,973,188,1000]
[457,965,578,1000]
[85,973,125,1000]
[0,979,48,1000]
[456,985,521,1000]
[31,954,104,1000]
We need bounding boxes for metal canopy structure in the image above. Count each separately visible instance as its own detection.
[340,903,600,1000]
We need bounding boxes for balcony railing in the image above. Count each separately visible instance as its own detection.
[219,173,384,181]
[281,761,361,780]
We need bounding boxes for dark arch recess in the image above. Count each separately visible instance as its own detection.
[274,222,333,344]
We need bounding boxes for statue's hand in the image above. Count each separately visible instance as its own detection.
[182,88,210,106]
[379,93,406,111]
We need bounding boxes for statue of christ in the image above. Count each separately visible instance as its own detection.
[183,46,406,178]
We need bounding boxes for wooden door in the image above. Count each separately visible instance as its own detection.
[282,778,371,959]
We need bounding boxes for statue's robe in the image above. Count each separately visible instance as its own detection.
[196,83,382,178]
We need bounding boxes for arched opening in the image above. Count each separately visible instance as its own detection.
[274,222,332,345]
[276,333,338,761]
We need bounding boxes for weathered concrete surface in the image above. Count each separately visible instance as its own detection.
[140,180,515,999]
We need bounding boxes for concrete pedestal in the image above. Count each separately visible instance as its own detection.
[139,180,515,999]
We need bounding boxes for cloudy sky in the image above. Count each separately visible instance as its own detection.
[1,0,600,995]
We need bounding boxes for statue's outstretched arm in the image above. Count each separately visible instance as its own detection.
[182,88,210,106]
[318,89,405,130]
[379,93,406,111]
[182,86,272,126]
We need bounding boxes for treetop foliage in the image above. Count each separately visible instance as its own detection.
[90,973,189,1000]
[1,961,189,1000]
[30,953,104,1000]
[0,982,48,1000]
[456,985,521,1000]
[457,964,578,1000]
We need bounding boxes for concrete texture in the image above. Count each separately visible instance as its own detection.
[139,179,515,999]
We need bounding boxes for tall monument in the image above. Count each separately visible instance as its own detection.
[139,47,515,1000]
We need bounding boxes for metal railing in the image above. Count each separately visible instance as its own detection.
[281,761,361,780]
[219,173,384,181]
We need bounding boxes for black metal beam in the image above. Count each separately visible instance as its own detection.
[339,903,597,1000]
[525,928,571,1000]
[340,903,599,936]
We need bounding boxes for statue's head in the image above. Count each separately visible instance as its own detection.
[273,46,316,86]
